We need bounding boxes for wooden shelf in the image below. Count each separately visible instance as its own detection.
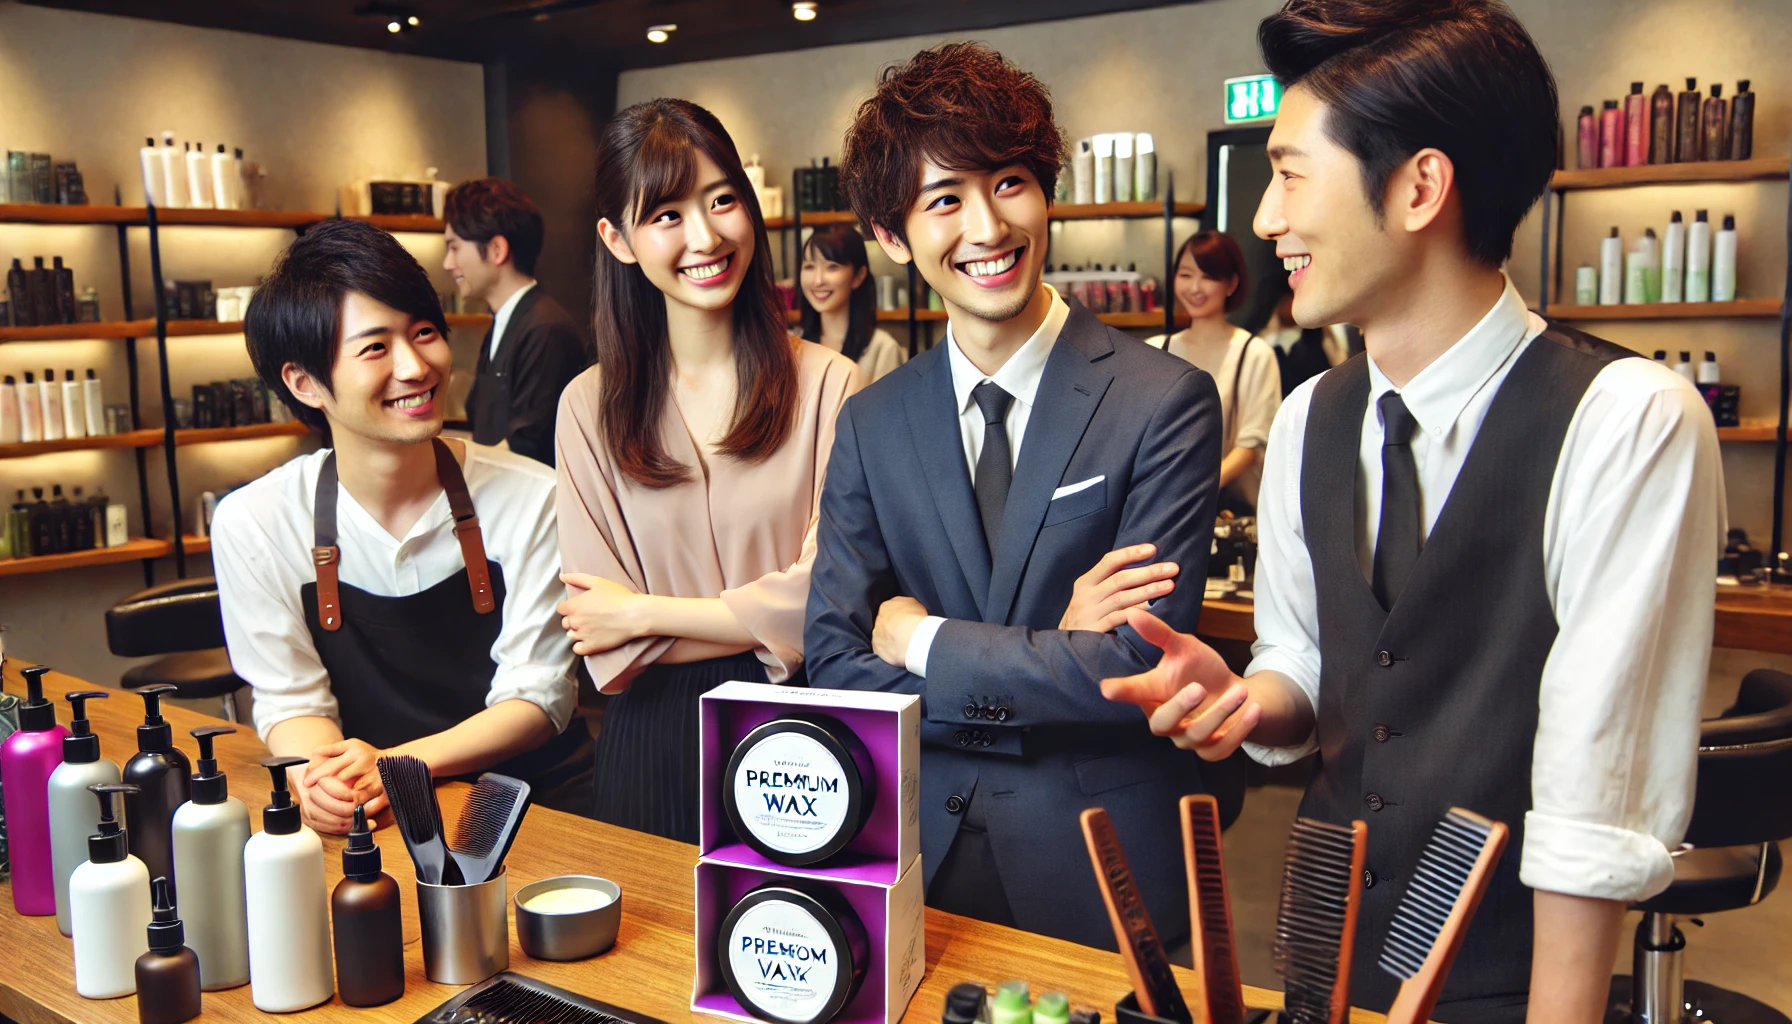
[446,312,493,331]
[0,203,446,233]
[173,421,308,446]
[0,203,145,225]
[766,210,860,229]
[784,308,949,325]
[0,537,172,578]
[1052,201,1205,221]
[1098,310,1187,328]
[0,320,155,343]
[1550,158,1790,191]
[1718,419,1791,442]
[181,534,212,556]
[0,428,164,460]
[1545,299,1783,320]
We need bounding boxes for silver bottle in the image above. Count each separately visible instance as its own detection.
[170,726,250,990]
[47,691,121,936]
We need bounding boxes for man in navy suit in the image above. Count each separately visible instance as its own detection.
[805,42,1240,951]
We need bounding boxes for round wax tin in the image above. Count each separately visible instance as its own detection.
[723,713,876,867]
[718,880,869,1024]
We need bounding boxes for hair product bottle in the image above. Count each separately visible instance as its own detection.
[39,366,64,442]
[1673,351,1695,382]
[28,256,55,326]
[1649,84,1674,164]
[243,757,334,1012]
[209,144,236,211]
[71,783,151,999]
[48,690,120,936]
[1698,351,1721,385]
[1624,82,1649,165]
[184,142,212,210]
[136,876,203,1024]
[122,686,191,903]
[1662,212,1687,303]
[83,369,106,436]
[1599,228,1623,305]
[1092,134,1115,204]
[1702,85,1728,163]
[1598,100,1623,167]
[139,137,163,207]
[1072,139,1094,205]
[1712,214,1737,301]
[1134,133,1156,202]
[171,726,250,991]
[1113,133,1134,203]
[18,372,40,442]
[158,133,186,209]
[332,806,404,1007]
[52,257,75,324]
[1574,265,1597,305]
[6,257,29,327]
[1676,79,1702,161]
[4,665,71,915]
[60,369,85,440]
[1728,80,1755,160]
[1575,106,1598,169]
[0,376,18,444]
[1686,210,1712,302]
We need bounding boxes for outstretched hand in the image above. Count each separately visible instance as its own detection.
[1100,608,1262,760]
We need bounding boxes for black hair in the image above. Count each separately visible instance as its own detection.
[244,218,449,441]
[444,177,546,276]
[1258,0,1559,267]
[797,224,878,363]
[1174,230,1251,313]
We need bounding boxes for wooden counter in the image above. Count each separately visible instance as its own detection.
[1200,585,1792,654]
[0,662,1385,1024]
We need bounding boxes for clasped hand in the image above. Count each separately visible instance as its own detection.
[558,572,651,656]
[292,737,389,835]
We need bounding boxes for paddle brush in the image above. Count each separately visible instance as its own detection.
[1081,807,1191,1023]
[449,772,532,885]
[377,754,462,886]
[1181,795,1245,1024]
[1377,808,1509,1024]
[1273,817,1368,1024]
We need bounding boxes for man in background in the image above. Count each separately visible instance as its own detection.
[444,178,589,466]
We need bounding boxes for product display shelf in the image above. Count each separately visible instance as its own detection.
[0,319,155,343]
[1,202,447,233]
[0,536,172,578]
[446,312,494,331]
[1718,419,1792,443]
[766,209,859,230]
[1537,142,1792,564]
[172,421,308,447]
[1050,200,1206,220]
[0,427,163,461]
[180,533,211,555]
[0,202,145,226]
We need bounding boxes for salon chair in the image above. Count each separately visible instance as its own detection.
[105,576,245,722]
[1609,668,1792,1024]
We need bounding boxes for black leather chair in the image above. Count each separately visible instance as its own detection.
[1610,668,1792,1024]
[105,576,246,721]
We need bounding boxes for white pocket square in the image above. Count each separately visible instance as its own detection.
[1051,475,1105,500]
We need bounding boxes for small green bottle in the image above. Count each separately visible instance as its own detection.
[992,981,1032,1024]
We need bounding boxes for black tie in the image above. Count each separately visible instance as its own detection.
[972,381,1015,550]
[1372,391,1421,611]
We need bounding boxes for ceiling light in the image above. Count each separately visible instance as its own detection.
[386,20,401,32]
[407,15,419,26]
[647,23,675,42]
[792,1,818,20]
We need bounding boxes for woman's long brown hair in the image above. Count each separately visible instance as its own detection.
[592,98,797,488]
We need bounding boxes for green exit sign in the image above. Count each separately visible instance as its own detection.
[1225,75,1281,123]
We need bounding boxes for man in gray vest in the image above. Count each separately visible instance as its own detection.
[1102,2,1722,1023]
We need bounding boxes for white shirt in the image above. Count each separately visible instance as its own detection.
[1145,326,1283,506]
[1245,275,1725,903]
[212,441,578,743]
[904,285,1071,676]
[487,280,537,361]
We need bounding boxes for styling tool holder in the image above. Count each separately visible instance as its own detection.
[413,971,673,1024]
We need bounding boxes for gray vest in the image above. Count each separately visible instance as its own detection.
[1298,323,1634,1018]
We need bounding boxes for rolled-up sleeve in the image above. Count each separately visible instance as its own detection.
[486,467,578,733]
[1523,369,1723,902]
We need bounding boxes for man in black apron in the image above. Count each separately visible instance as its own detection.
[212,219,589,834]
[1103,4,1720,1024]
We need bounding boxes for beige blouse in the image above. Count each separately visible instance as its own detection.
[555,342,860,691]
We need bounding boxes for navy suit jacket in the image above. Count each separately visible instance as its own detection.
[805,300,1242,950]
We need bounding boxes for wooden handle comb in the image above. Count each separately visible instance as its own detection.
[1181,795,1244,1024]
[1081,807,1190,1023]
[1380,809,1510,1024]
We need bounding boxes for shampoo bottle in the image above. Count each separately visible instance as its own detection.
[1599,228,1623,305]
[3,665,71,915]
[139,137,163,207]
[83,369,105,436]
[158,133,185,209]
[136,876,203,1024]
[1713,214,1738,301]
[1133,133,1156,202]
[6,257,29,327]
[1575,106,1597,169]
[171,726,250,991]
[49,690,121,936]
[18,372,41,443]
[1598,100,1622,167]
[52,257,76,324]
[1728,80,1755,160]
[70,783,151,999]
[122,685,191,903]
[1662,211,1687,303]
[1113,133,1134,203]
[39,365,64,442]
[1698,351,1721,385]
[61,369,86,440]
[1624,82,1648,166]
[209,145,235,211]
[1072,139,1094,205]
[1673,351,1696,383]
[0,376,18,444]
[184,143,212,210]
[1687,210,1712,302]
[1650,84,1674,164]
[243,756,334,1012]
[1092,134,1115,204]
[1702,85,1728,163]
[1676,78,1702,162]
[332,805,404,1007]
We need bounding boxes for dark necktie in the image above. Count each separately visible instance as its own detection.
[972,381,1015,549]
[1372,391,1421,611]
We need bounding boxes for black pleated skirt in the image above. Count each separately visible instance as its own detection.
[590,652,770,843]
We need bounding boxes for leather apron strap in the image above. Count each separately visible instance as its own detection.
[311,438,496,631]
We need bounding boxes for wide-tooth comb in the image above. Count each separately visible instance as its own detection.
[1081,807,1191,1023]
[378,754,463,886]
[1181,795,1244,1024]
[449,772,531,886]
[1378,808,1509,1024]
[1273,817,1368,1024]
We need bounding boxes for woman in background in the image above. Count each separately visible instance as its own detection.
[1145,230,1281,513]
[797,223,907,383]
[554,98,858,842]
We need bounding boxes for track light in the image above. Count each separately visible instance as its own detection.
[407,15,419,26]
[647,23,676,42]
[792,1,818,20]
[386,20,401,32]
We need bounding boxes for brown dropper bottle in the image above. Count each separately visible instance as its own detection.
[135,876,201,1024]
[332,805,405,1007]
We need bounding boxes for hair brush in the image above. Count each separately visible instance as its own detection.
[1378,808,1509,1024]
[378,754,463,886]
[1081,807,1191,1023]
[1181,795,1245,1024]
[1273,817,1368,1024]
[449,772,532,885]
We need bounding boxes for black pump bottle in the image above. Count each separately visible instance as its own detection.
[122,685,191,900]
[136,875,203,1024]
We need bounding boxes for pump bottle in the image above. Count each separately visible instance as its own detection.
[136,876,203,1024]
[49,690,122,935]
[3,664,71,915]
[332,805,405,1006]
[71,783,152,998]
[243,756,334,1012]
[171,726,250,990]
[122,685,191,901]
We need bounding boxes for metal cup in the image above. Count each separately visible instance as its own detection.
[416,869,509,985]
[515,875,622,961]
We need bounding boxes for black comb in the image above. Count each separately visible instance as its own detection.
[1378,809,1509,1024]
[378,754,462,886]
[1273,817,1367,1024]
[449,772,531,885]
[419,972,673,1024]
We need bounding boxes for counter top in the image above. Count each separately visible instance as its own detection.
[0,661,1391,1024]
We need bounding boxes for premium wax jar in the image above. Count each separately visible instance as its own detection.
[718,880,869,1024]
[723,713,876,867]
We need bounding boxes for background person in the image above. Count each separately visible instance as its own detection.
[797,223,909,383]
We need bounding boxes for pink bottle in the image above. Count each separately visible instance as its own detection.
[1599,100,1623,168]
[3,665,70,915]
